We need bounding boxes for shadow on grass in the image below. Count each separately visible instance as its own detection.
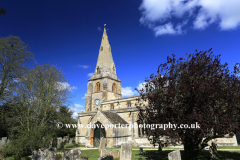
[132,150,240,160]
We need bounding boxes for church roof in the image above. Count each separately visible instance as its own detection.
[101,111,128,125]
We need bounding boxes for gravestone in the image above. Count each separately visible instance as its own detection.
[50,138,53,145]
[119,143,132,160]
[72,137,75,142]
[52,138,58,148]
[63,149,81,160]
[60,142,65,149]
[99,137,106,152]
[100,149,111,157]
[111,150,119,159]
[31,148,57,160]
[57,137,62,145]
[6,139,10,143]
[45,142,50,148]
[0,138,7,149]
[63,137,66,144]
[168,150,181,160]
[63,136,69,144]
[69,139,72,144]
[139,147,145,155]
[2,137,7,141]
[100,149,119,160]
[0,140,5,148]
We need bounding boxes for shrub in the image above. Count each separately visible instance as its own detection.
[6,156,15,160]
[20,156,31,160]
[56,153,62,160]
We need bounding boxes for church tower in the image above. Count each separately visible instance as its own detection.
[85,27,122,112]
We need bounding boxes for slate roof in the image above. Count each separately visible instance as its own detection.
[101,111,128,125]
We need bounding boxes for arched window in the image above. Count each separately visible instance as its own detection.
[95,82,100,92]
[112,83,116,92]
[97,66,100,74]
[100,46,103,51]
[111,104,114,110]
[128,102,131,107]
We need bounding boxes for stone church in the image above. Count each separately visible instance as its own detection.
[75,27,150,148]
[75,27,239,148]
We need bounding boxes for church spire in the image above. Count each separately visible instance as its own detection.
[96,25,113,68]
[89,25,119,80]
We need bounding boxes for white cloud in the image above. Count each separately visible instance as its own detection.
[87,73,94,77]
[79,65,90,69]
[97,27,102,31]
[121,82,147,97]
[136,82,146,91]
[153,22,187,36]
[82,93,86,99]
[121,87,136,97]
[69,104,85,118]
[56,82,77,91]
[74,104,84,108]
[139,0,240,36]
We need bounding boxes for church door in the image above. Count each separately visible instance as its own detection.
[93,122,106,147]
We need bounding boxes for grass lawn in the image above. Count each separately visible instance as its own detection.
[80,149,240,160]
[132,150,240,160]
[2,144,240,160]
[81,149,100,160]
[217,146,240,149]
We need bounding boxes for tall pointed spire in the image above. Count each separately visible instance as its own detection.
[89,24,119,80]
[96,25,113,68]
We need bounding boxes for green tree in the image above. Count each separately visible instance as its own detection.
[0,35,34,138]
[136,49,240,160]
[0,8,6,16]
[0,35,34,103]
[53,105,77,138]
[2,64,74,159]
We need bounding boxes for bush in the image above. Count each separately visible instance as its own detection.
[20,156,31,160]
[2,125,54,160]
[56,153,62,160]
[6,156,15,160]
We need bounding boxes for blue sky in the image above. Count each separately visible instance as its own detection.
[1,0,240,118]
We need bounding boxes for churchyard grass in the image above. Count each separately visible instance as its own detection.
[217,146,240,149]
[64,142,82,148]
[80,149,100,160]
[2,147,240,160]
[78,149,240,160]
[77,147,240,160]
[132,150,240,160]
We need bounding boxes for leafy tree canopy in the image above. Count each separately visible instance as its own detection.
[0,8,6,16]
[136,48,240,159]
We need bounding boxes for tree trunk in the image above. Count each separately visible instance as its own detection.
[184,139,199,160]
[158,142,162,152]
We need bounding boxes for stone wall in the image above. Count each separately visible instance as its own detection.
[207,134,238,146]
